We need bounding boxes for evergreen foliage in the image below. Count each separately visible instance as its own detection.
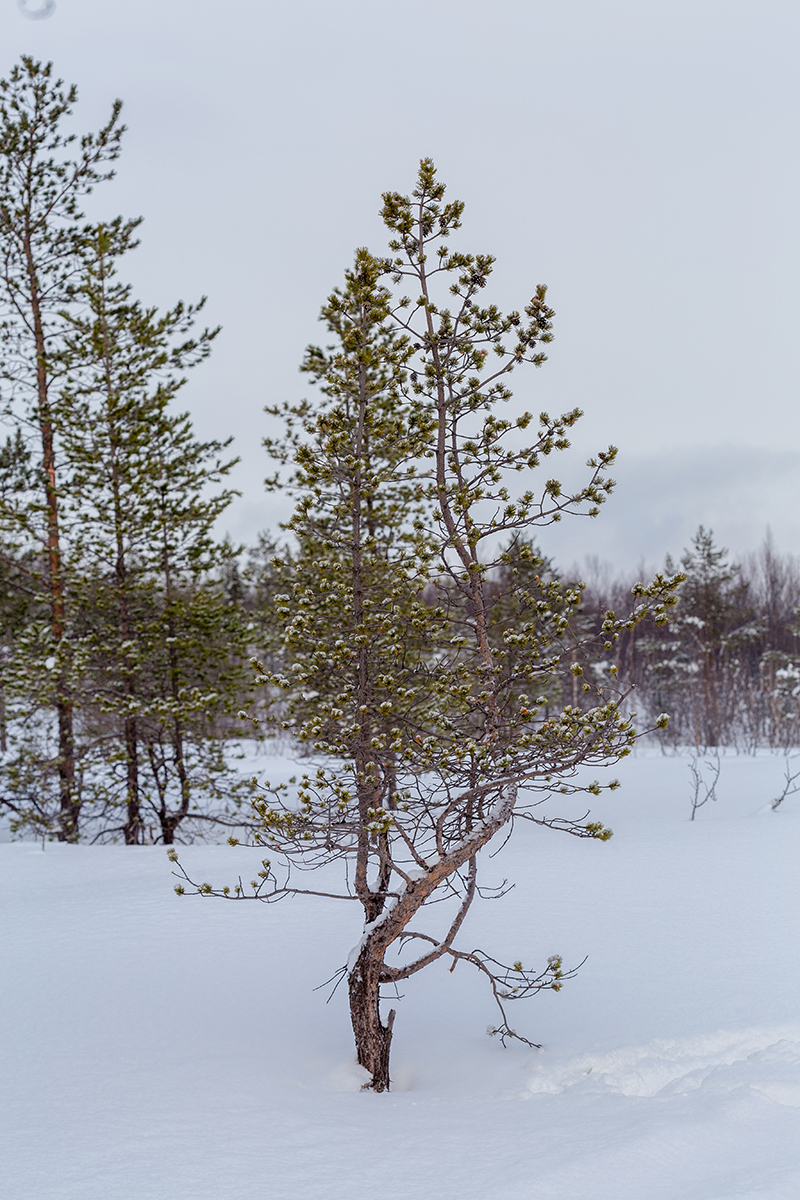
[618,527,800,750]
[0,57,124,839]
[0,58,251,842]
[53,219,248,843]
[173,161,682,1091]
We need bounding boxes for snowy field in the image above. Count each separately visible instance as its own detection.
[2,749,799,1200]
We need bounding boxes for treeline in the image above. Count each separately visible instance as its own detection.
[246,525,800,757]
[577,527,800,751]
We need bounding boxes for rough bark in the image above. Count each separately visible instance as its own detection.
[348,946,396,1092]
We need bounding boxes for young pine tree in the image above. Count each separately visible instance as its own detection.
[175,163,681,1091]
[654,527,754,747]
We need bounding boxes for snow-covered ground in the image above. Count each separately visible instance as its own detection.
[2,749,799,1200]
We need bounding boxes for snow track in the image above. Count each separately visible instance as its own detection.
[525,1027,800,1103]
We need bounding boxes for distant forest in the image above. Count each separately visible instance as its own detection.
[4,511,800,844]
[572,526,800,752]
[248,522,800,760]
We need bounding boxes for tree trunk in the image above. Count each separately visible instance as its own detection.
[101,257,142,847]
[159,516,191,845]
[348,944,396,1092]
[23,229,77,840]
[123,715,140,844]
[159,716,189,846]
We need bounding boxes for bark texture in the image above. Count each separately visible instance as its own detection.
[348,946,395,1092]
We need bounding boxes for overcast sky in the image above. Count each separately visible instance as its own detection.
[3,0,799,572]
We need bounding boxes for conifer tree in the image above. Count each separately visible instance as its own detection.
[174,162,681,1091]
[240,532,285,686]
[0,57,123,839]
[649,527,754,747]
[55,219,246,843]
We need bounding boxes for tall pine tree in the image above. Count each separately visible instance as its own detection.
[0,57,123,839]
[55,219,246,843]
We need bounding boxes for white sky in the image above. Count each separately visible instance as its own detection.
[3,0,799,571]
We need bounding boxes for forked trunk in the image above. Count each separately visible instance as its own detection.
[348,944,395,1092]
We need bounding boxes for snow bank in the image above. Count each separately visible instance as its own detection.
[1,750,798,1199]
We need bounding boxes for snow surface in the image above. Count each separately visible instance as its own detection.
[2,750,799,1199]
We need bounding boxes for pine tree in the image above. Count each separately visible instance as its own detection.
[258,247,435,748]
[55,218,246,843]
[0,57,123,839]
[173,162,681,1091]
[652,527,754,747]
